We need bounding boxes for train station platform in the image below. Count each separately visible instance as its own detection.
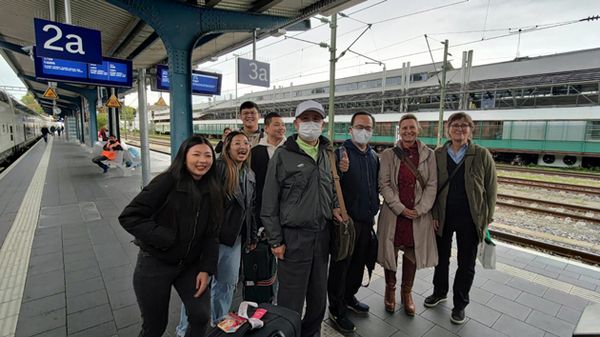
[0,137,599,337]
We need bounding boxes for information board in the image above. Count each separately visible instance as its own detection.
[34,51,133,88]
[155,65,222,96]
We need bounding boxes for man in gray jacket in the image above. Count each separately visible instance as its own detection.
[261,100,342,337]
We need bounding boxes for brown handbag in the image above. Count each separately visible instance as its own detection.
[327,149,356,262]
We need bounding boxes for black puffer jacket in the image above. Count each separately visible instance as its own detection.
[119,172,219,274]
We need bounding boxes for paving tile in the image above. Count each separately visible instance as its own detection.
[525,310,575,337]
[66,303,114,334]
[69,321,117,337]
[65,266,102,284]
[492,314,545,337]
[361,292,399,319]
[113,304,141,329]
[355,285,375,301]
[533,256,567,270]
[66,289,109,314]
[22,269,65,302]
[107,288,138,310]
[543,289,589,311]
[384,309,435,336]
[476,269,511,284]
[556,305,582,325]
[456,319,509,337]
[468,286,494,305]
[101,264,133,282]
[14,308,65,337]
[481,280,522,301]
[420,306,466,334]
[18,293,65,318]
[117,323,141,337]
[557,274,597,291]
[345,311,398,337]
[506,277,548,297]
[66,276,106,297]
[564,264,600,279]
[464,301,501,327]
[485,295,532,321]
[515,292,561,316]
[64,256,99,273]
[526,265,560,279]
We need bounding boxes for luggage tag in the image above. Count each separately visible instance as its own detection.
[238,301,267,330]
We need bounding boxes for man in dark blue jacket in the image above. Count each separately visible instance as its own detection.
[327,111,380,333]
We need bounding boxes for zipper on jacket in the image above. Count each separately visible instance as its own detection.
[183,209,200,263]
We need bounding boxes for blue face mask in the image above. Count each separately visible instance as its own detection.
[298,121,322,142]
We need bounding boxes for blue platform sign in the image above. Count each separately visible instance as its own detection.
[34,18,102,64]
[155,65,222,96]
[34,50,132,87]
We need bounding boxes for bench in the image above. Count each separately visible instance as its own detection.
[573,303,600,337]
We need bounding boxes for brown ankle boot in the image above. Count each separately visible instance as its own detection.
[384,269,397,313]
[401,255,417,316]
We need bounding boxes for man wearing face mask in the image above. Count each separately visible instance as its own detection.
[262,100,343,337]
[326,112,380,333]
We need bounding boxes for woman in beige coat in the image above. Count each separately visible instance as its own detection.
[377,114,438,316]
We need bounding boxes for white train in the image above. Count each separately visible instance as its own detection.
[0,90,51,165]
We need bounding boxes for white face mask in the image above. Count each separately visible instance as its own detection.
[298,121,322,142]
[351,129,373,144]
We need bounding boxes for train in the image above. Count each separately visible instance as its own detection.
[154,106,600,168]
[0,89,51,165]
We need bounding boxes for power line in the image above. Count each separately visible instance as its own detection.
[371,0,469,25]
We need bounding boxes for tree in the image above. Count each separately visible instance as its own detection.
[21,92,44,114]
[121,105,136,129]
[97,111,108,130]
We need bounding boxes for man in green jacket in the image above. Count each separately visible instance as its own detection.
[261,100,342,337]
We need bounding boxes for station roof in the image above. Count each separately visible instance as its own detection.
[0,0,361,114]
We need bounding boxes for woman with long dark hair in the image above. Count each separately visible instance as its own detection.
[211,130,257,323]
[119,135,223,337]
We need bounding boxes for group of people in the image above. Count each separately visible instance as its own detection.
[40,125,64,142]
[118,99,497,337]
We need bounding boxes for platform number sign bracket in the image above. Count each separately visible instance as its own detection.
[34,18,102,64]
[237,58,270,87]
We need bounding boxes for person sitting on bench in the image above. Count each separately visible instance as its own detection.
[92,135,123,173]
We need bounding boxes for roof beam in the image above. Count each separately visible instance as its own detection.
[109,18,146,57]
[0,39,29,56]
[250,0,284,12]
[127,32,159,60]
[204,0,221,7]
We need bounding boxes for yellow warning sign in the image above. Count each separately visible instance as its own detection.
[106,94,122,108]
[43,87,58,100]
[155,96,167,107]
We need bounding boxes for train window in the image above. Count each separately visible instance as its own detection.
[547,121,586,141]
[585,121,600,141]
[478,121,503,139]
[511,121,545,140]
[375,122,395,137]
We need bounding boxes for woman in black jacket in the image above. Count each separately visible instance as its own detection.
[211,130,257,323]
[119,136,223,337]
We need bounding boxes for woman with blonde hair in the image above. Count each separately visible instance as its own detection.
[377,114,438,316]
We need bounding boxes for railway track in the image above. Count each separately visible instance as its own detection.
[490,229,600,265]
[498,176,600,196]
[496,193,600,223]
[497,164,600,180]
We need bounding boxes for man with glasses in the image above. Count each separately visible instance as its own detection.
[239,101,263,146]
[327,111,380,333]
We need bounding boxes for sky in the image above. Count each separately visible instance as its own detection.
[2,0,600,108]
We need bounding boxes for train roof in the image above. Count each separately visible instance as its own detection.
[188,106,600,125]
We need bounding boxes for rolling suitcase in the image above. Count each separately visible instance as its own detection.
[206,303,301,337]
[242,240,277,303]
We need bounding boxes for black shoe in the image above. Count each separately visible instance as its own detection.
[424,294,447,308]
[347,297,369,315]
[329,310,356,333]
[450,308,465,324]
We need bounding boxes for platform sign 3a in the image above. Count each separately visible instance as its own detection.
[34,18,102,64]
[43,87,58,100]
[106,94,121,109]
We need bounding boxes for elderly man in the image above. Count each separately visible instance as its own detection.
[261,100,342,337]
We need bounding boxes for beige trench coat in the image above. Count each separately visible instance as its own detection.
[377,140,438,271]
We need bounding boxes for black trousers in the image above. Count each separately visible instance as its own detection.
[432,219,479,311]
[92,155,109,170]
[133,251,210,337]
[327,220,372,317]
[277,227,329,337]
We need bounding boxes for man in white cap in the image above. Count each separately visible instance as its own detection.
[261,100,342,337]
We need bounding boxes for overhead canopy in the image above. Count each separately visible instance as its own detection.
[0,0,363,113]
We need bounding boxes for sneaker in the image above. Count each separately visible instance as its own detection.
[347,297,369,315]
[329,310,356,333]
[450,308,465,324]
[102,166,109,174]
[423,294,447,308]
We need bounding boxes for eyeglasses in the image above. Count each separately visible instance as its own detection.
[449,123,470,129]
[352,125,373,131]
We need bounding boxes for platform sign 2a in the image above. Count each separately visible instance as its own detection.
[34,18,102,64]
[237,58,270,87]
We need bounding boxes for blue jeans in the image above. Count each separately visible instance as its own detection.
[175,303,188,337]
[211,236,242,323]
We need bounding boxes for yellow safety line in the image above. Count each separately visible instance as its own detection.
[0,138,52,337]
